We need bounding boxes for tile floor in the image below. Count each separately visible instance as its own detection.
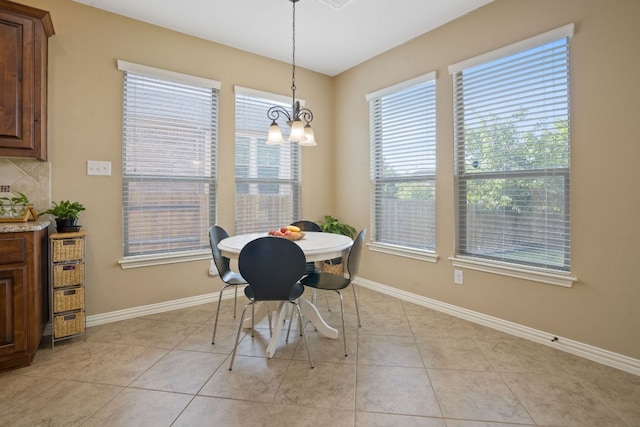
[1,287,639,426]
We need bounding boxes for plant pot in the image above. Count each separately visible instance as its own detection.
[55,218,81,233]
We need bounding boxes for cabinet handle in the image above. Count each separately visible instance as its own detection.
[63,290,76,296]
[63,314,77,321]
[62,240,77,246]
[62,265,76,271]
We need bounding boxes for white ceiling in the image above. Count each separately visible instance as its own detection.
[73,0,493,76]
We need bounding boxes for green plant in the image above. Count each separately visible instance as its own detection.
[318,215,356,238]
[0,192,30,216]
[0,191,29,205]
[41,200,86,219]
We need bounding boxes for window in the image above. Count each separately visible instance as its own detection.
[449,25,574,280]
[234,87,300,234]
[367,72,437,260]
[118,61,219,260]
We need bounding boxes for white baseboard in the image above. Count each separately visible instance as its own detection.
[51,280,639,376]
[353,277,640,376]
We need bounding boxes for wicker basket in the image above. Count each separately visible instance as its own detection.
[52,238,84,262]
[53,263,84,288]
[323,260,344,275]
[54,312,85,338]
[53,288,84,313]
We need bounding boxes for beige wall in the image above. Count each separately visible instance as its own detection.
[335,0,640,360]
[16,0,334,313]
[12,0,640,360]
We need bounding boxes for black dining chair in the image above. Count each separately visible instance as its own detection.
[209,225,248,345]
[229,236,314,370]
[300,228,366,357]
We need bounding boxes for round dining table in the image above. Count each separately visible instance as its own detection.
[218,231,353,358]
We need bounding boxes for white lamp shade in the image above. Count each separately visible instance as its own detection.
[267,123,285,145]
[299,125,317,146]
[288,119,305,142]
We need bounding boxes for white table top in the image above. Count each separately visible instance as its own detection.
[218,231,353,262]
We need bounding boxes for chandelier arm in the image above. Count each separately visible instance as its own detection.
[267,105,292,122]
[297,108,314,126]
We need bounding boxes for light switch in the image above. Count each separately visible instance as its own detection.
[87,160,111,176]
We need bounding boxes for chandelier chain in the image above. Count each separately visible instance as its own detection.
[291,0,297,99]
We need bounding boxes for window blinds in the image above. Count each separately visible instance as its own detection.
[121,66,218,257]
[368,73,436,251]
[235,89,300,234]
[451,27,572,271]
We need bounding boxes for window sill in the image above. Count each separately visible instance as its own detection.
[449,256,577,287]
[368,242,438,263]
[118,250,211,269]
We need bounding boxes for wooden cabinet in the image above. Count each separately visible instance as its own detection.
[0,0,54,160]
[0,228,47,372]
[50,231,86,347]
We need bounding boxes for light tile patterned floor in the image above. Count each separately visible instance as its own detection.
[1,287,639,426]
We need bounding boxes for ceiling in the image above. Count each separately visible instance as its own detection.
[73,0,493,76]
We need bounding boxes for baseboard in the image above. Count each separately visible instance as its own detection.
[49,280,639,376]
[44,289,235,336]
[353,277,640,376]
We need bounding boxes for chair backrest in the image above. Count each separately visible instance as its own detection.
[209,225,231,275]
[239,237,306,301]
[346,229,366,280]
[291,220,322,232]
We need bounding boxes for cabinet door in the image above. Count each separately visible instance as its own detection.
[0,267,27,357]
[0,11,35,152]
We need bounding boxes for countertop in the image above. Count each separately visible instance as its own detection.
[0,219,51,233]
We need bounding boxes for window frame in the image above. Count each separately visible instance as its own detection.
[234,86,301,235]
[448,24,577,287]
[366,72,438,263]
[117,61,220,269]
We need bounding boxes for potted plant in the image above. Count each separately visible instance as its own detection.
[318,215,356,274]
[41,200,86,232]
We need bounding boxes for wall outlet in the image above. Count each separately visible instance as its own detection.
[454,269,464,285]
[87,160,112,176]
[0,185,10,193]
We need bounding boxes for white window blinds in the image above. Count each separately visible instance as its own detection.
[450,25,572,271]
[119,61,219,257]
[367,72,437,251]
[235,87,300,234]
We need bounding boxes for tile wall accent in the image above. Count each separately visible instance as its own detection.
[0,158,51,212]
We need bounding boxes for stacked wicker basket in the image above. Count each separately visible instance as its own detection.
[50,231,87,346]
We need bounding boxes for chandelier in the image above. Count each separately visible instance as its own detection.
[266,0,317,146]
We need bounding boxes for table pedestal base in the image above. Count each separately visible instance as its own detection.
[241,299,338,358]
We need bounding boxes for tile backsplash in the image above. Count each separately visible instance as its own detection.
[0,158,51,212]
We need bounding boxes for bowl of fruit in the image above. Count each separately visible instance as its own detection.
[267,225,305,241]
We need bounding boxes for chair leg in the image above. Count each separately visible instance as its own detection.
[337,291,347,357]
[324,290,331,311]
[212,284,231,344]
[229,304,250,370]
[233,285,238,318]
[293,302,314,368]
[351,283,361,327]
[285,306,295,342]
